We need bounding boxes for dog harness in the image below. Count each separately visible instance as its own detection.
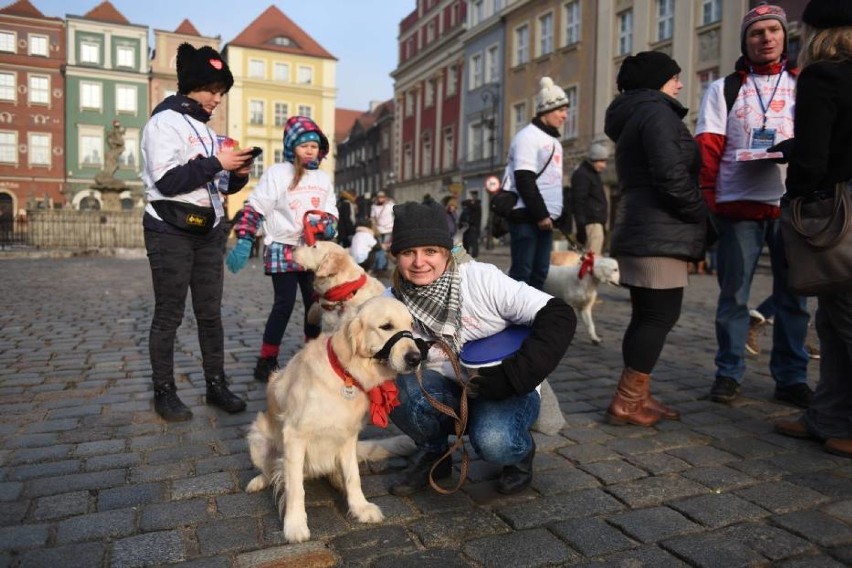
[326,339,400,428]
[578,251,595,280]
[318,274,368,313]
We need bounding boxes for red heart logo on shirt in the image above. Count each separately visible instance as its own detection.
[769,100,785,112]
[209,59,223,70]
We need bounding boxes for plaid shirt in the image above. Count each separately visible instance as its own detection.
[263,242,306,274]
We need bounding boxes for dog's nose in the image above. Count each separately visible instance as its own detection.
[404,350,422,368]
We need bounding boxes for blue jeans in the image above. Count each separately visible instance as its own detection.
[508,221,552,290]
[714,217,809,386]
[374,233,390,271]
[390,369,540,465]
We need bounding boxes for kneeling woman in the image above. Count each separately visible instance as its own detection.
[387,202,576,495]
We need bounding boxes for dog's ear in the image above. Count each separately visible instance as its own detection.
[343,309,364,356]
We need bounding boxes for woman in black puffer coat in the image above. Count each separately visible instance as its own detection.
[602,51,710,428]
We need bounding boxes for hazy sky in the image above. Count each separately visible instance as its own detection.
[28,0,414,110]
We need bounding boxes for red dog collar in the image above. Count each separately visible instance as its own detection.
[578,251,595,280]
[326,339,399,428]
[323,273,367,302]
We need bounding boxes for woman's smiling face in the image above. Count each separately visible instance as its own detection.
[396,246,450,286]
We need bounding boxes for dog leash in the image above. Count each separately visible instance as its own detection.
[413,339,471,495]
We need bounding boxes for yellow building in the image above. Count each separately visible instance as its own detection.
[223,5,337,215]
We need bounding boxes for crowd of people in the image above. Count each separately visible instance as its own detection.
[139,1,850,498]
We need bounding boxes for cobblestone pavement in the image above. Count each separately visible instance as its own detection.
[1,247,850,568]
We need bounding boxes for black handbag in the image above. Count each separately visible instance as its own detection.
[489,144,557,235]
[780,181,852,296]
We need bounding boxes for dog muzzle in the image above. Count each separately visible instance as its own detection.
[372,331,430,364]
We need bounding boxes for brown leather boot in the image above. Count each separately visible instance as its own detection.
[606,368,662,427]
[645,392,681,421]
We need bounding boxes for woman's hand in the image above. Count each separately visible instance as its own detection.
[217,146,252,173]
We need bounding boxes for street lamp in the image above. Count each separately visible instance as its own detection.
[481,85,499,249]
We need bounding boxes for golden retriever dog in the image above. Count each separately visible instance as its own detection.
[293,241,387,332]
[245,296,423,543]
[550,249,583,267]
[544,253,620,345]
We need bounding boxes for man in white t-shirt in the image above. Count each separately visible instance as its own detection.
[695,3,810,408]
[369,190,395,274]
[504,77,567,290]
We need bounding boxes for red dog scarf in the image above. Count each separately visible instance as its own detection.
[326,339,399,427]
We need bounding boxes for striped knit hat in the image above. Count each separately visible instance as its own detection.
[741,3,788,56]
[282,116,329,168]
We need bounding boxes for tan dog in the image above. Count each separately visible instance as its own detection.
[245,296,423,543]
[550,249,583,267]
[544,253,620,345]
[293,241,387,332]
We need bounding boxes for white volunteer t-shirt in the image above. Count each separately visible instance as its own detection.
[695,70,795,205]
[503,123,563,219]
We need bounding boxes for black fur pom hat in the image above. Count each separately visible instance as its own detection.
[802,0,852,28]
[390,201,453,255]
[176,43,234,95]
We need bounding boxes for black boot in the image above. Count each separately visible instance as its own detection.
[205,375,246,413]
[254,356,278,383]
[153,382,193,422]
[497,439,535,495]
[390,449,452,497]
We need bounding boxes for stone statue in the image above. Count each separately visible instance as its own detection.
[94,120,128,190]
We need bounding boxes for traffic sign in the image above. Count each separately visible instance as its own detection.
[484,175,501,193]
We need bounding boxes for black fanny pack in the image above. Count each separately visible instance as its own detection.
[151,200,216,234]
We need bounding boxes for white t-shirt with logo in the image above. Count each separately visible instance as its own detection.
[503,123,563,219]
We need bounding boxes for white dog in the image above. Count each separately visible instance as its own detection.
[245,297,423,543]
[293,241,387,332]
[543,253,620,345]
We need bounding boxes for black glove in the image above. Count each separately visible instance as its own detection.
[767,139,794,164]
[470,365,517,401]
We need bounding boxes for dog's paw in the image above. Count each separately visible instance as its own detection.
[283,521,311,543]
[591,337,602,345]
[351,501,384,524]
[245,474,269,493]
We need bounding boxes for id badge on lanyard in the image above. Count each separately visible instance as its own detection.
[184,116,225,220]
[749,127,776,150]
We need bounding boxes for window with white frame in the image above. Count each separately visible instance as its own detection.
[657,0,674,41]
[297,66,313,84]
[0,31,15,53]
[28,75,49,105]
[618,10,633,56]
[405,91,414,116]
[425,79,435,107]
[79,127,103,165]
[426,20,435,43]
[538,12,554,57]
[297,104,312,118]
[0,131,17,163]
[249,100,264,125]
[116,84,136,113]
[447,64,458,96]
[382,130,389,150]
[274,149,284,164]
[251,151,264,178]
[562,85,578,139]
[249,59,264,78]
[470,0,484,26]
[513,102,527,134]
[697,68,720,108]
[274,62,289,82]
[563,1,581,46]
[0,72,15,101]
[469,122,483,161]
[80,81,102,110]
[29,34,48,56]
[422,136,432,176]
[119,130,138,167]
[28,133,50,166]
[469,53,483,90]
[274,102,288,127]
[116,45,135,68]
[403,144,413,179]
[702,0,721,25]
[485,44,500,83]
[514,24,529,66]
[80,40,100,64]
[442,127,453,171]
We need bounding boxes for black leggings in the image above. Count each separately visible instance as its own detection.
[262,271,320,346]
[622,286,684,374]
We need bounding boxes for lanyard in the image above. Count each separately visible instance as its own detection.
[182,115,225,220]
[749,70,783,130]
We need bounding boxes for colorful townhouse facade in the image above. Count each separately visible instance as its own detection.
[222,5,337,216]
[335,100,395,199]
[0,0,64,219]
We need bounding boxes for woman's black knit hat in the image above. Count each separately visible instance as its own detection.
[802,0,852,28]
[390,202,453,254]
[176,43,234,94]
[616,51,681,93]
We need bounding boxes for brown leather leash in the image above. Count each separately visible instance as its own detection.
[414,339,472,495]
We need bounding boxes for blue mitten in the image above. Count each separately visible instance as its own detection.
[226,238,253,274]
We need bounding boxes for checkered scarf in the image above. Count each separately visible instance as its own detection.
[282,116,328,168]
[394,259,462,353]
